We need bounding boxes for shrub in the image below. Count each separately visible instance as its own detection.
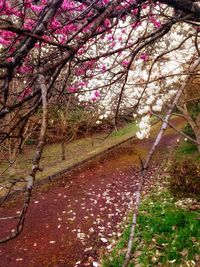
[182,123,196,140]
[175,141,198,155]
[168,155,200,196]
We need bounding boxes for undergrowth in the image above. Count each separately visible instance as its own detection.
[102,122,200,267]
[102,190,200,267]
[168,140,200,199]
[175,140,199,157]
[0,122,138,184]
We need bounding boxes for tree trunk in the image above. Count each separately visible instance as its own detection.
[61,141,66,160]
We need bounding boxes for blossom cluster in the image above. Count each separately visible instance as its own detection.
[0,1,199,139]
[63,5,197,138]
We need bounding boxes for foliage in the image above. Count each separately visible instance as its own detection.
[182,124,196,141]
[102,191,200,267]
[168,157,200,195]
[110,123,138,138]
[175,140,198,156]
[168,141,200,197]
[46,105,96,142]
[188,102,200,121]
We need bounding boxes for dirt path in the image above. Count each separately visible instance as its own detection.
[0,119,184,267]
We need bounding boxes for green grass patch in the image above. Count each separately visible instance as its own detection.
[0,122,138,186]
[110,123,138,138]
[102,190,200,267]
[175,141,199,157]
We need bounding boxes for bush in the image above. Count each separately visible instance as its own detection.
[175,140,198,155]
[182,123,196,140]
[168,155,200,195]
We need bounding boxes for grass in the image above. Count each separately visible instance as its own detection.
[175,141,199,157]
[109,123,138,138]
[0,116,186,197]
[102,122,200,267]
[105,115,199,266]
[102,190,200,267]
[0,122,138,185]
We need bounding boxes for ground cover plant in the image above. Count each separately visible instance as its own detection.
[102,135,200,267]
[102,190,200,267]
[168,141,200,199]
[0,121,138,184]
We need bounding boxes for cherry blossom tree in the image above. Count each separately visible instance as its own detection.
[1,0,200,257]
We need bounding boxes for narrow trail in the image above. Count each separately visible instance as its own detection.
[0,118,184,267]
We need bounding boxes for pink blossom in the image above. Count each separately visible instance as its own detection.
[154,21,161,28]
[43,35,51,42]
[110,42,116,47]
[59,35,67,44]
[78,48,85,55]
[77,4,85,12]
[132,8,138,15]
[18,65,33,74]
[104,19,111,28]
[108,35,114,41]
[140,53,149,61]
[67,86,77,93]
[95,90,101,97]
[51,19,61,29]
[121,15,127,22]
[62,0,75,10]
[150,17,161,28]
[142,4,148,9]
[77,81,87,87]
[75,68,85,76]
[24,19,35,30]
[91,96,97,102]
[102,0,110,4]
[34,43,40,48]
[84,60,96,70]
[90,90,101,102]
[131,21,141,29]
[0,37,10,45]
[30,4,43,13]
[64,24,77,33]
[101,65,107,73]
[6,57,13,63]
[2,30,14,39]
[121,60,130,66]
